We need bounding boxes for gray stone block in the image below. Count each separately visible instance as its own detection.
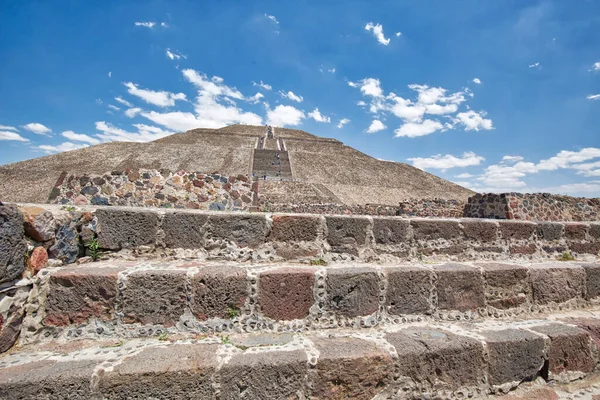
[582,263,600,300]
[269,215,320,242]
[207,214,267,248]
[411,219,462,241]
[478,263,531,309]
[326,267,379,317]
[191,265,248,320]
[372,218,410,244]
[529,264,585,304]
[461,219,499,242]
[325,215,371,254]
[162,211,208,248]
[537,222,564,241]
[259,267,315,320]
[385,266,433,315]
[96,208,159,249]
[0,204,26,284]
[499,221,536,240]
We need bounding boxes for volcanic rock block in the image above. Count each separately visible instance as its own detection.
[433,264,485,311]
[48,222,81,264]
[258,267,315,320]
[529,264,585,304]
[162,211,209,248]
[207,214,267,248]
[582,263,600,300]
[269,215,320,242]
[325,215,370,255]
[385,266,433,315]
[0,204,26,284]
[564,223,588,240]
[461,219,499,242]
[191,265,248,320]
[499,221,536,240]
[326,267,379,317]
[537,222,565,241]
[20,205,55,242]
[372,217,411,244]
[96,208,159,249]
[411,219,462,241]
[478,263,532,309]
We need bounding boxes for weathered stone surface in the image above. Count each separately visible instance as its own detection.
[96,208,159,249]
[433,264,485,311]
[461,219,499,242]
[191,265,248,320]
[564,223,588,240]
[121,269,187,326]
[20,205,55,242]
[311,337,392,399]
[48,222,81,264]
[29,246,48,274]
[269,215,320,242]
[569,241,600,255]
[99,344,218,399]
[537,222,565,241]
[480,329,545,385]
[207,214,267,248]
[327,267,379,317]
[531,323,597,375]
[326,215,370,254]
[562,318,600,349]
[372,218,410,244]
[162,212,208,248]
[510,244,538,255]
[478,263,531,309]
[502,388,560,400]
[411,219,462,241]
[590,223,600,239]
[529,264,585,304]
[582,263,600,300]
[0,307,25,353]
[385,266,433,315]
[220,350,308,399]
[259,267,315,320]
[44,266,121,326]
[386,328,485,389]
[499,221,536,240]
[0,204,26,284]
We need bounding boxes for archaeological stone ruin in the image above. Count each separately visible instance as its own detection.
[1,124,600,399]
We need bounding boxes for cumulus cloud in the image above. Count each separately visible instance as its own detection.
[134,21,156,28]
[115,97,133,107]
[266,104,305,127]
[590,62,600,72]
[23,123,51,135]
[95,121,175,142]
[473,78,481,84]
[124,82,186,107]
[0,125,17,131]
[108,71,112,78]
[337,118,350,128]
[395,120,444,138]
[247,92,264,104]
[587,94,600,100]
[502,155,524,163]
[308,108,330,123]
[453,110,493,131]
[279,90,303,103]
[265,14,279,24]
[409,152,485,171]
[0,131,29,142]
[61,130,100,145]
[365,22,390,45]
[455,173,474,179]
[252,80,272,91]
[395,32,402,37]
[39,142,88,154]
[366,120,386,133]
[166,49,186,60]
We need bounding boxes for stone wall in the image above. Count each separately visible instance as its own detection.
[47,169,257,211]
[465,193,600,221]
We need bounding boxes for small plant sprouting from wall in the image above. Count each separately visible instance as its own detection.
[310,257,328,266]
[86,238,101,261]
[226,304,241,319]
[557,251,575,261]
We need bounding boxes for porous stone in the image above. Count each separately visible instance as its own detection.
[121,269,187,326]
[461,219,499,242]
[480,329,545,385]
[191,265,248,320]
[99,344,218,399]
[411,219,462,241]
[219,350,308,400]
[48,222,81,264]
[29,246,48,274]
[20,205,55,242]
[326,215,370,254]
[562,317,600,349]
[581,263,600,300]
[385,266,433,315]
[207,214,267,248]
[477,263,531,309]
[0,204,26,284]
[529,264,585,304]
[326,267,379,317]
[564,223,588,240]
[537,222,565,241]
[258,267,315,320]
[569,241,600,255]
[96,208,159,249]
[269,215,320,242]
[386,327,486,390]
[499,221,536,240]
[509,244,537,255]
[372,217,410,244]
[162,212,208,248]
[531,323,597,375]
[433,264,485,311]
[590,223,600,239]
[310,336,392,399]
[44,266,121,326]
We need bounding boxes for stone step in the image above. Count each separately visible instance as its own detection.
[3,312,600,399]
[16,260,600,345]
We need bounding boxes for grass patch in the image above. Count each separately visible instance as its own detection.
[557,251,576,261]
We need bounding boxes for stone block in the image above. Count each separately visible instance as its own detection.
[162,212,208,248]
[478,263,532,309]
[326,267,379,317]
[44,266,121,326]
[499,221,536,240]
[461,219,499,242]
[480,329,545,385]
[269,215,320,242]
[20,205,55,242]
[326,215,370,254]
[49,222,81,264]
[96,208,159,249]
[581,263,600,300]
[121,269,188,326]
[433,264,485,311]
[0,204,26,284]
[372,218,410,244]
[531,323,596,375]
[386,327,485,389]
[562,318,600,349]
[191,265,248,320]
[219,350,308,399]
[207,214,267,248]
[509,244,538,255]
[0,306,24,353]
[99,344,218,399]
[385,266,433,315]
[259,267,315,320]
[537,222,565,241]
[311,336,392,399]
[564,223,588,240]
[569,241,600,255]
[411,219,462,241]
[589,223,600,239]
[529,264,585,304]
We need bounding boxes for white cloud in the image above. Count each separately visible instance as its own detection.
[108,71,112,78]
[134,21,156,28]
[528,62,540,69]
[587,94,600,100]
[502,155,524,163]
[266,104,305,127]
[139,111,205,131]
[351,78,384,98]
[125,107,142,118]
[252,80,272,91]
[536,148,600,171]
[279,90,303,103]
[0,125,17,131]
[124,82,186,107]
[540,181,600,195]
[357,101,367,106]
[265,14,279,24]
[328,68,336,73]
[23,123,51,135]
[455,173,474,178]
[365,22,390,45]
[166,49,186,60]
[395,32,402,37]
[247,92,264,104]
[61,130,100,145]
[95,121,175,142]
[183,69,244,99]
[39,142,88,154]
[590,62,600,72]
[409,152,484,170]
[115,97,133,107]
[308,108,330,123]
[453,110,493,131]
[107,104,121,111]
[0,131,29,142]
[473,78,481,84]
[160,22,168,28]
[366,120,386,133]
[394,120,444,137]
[337,118,350,128]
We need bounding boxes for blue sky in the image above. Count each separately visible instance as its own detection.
[1,0,599,196]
